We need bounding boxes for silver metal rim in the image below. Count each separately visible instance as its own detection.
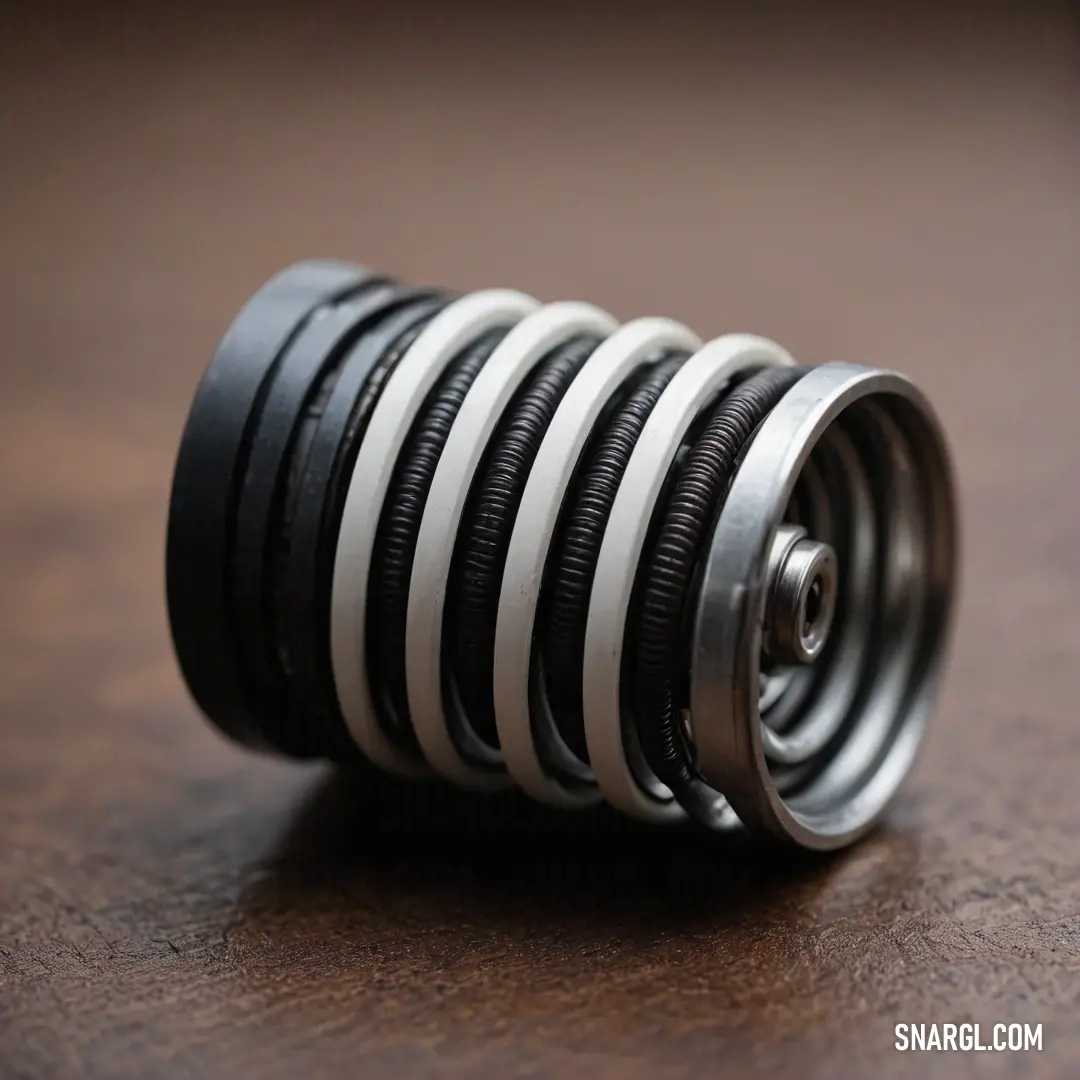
[690,363,958,848]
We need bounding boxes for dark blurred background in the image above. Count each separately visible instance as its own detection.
[1,3,1079,1078]
[3,1,1077,373]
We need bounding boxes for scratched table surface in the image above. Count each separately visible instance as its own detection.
[1,4,1078,1078]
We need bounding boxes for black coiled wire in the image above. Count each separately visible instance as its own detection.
[359,335,807,797]
[445,333,603,754]
[539,354,688,766]
[630,366,805,820]
[367,326,509,756]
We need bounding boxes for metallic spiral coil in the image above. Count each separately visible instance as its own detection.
[166,259,959,851]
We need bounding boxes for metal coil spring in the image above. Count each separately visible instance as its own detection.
[166,259,958,850]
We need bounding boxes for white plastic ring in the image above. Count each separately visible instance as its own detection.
[330,289,539,774]
[581,334,796,823]
[494,318,702,808]
[406,301,618,789]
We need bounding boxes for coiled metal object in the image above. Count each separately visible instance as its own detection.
[166,259,958,851]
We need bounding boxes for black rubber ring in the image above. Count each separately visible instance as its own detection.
[366,326,510,756]
[535,353,688,766]
[276,296,451,762]
[231,283,440,755]
[630,365,806,822]
[443,333,604,756]
[166,259,376,747]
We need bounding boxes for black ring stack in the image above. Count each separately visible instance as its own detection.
[167,260,378,749]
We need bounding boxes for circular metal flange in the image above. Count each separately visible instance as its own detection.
[690,363,958,849]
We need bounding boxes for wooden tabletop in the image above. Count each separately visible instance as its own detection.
[2,4,1078,1077]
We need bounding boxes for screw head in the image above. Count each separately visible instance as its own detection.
[763,526,838,666]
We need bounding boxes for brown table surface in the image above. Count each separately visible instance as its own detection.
[2,5,1078,1078]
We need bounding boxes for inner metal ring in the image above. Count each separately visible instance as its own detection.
[690,364,958,849]
[759,425,877,769]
